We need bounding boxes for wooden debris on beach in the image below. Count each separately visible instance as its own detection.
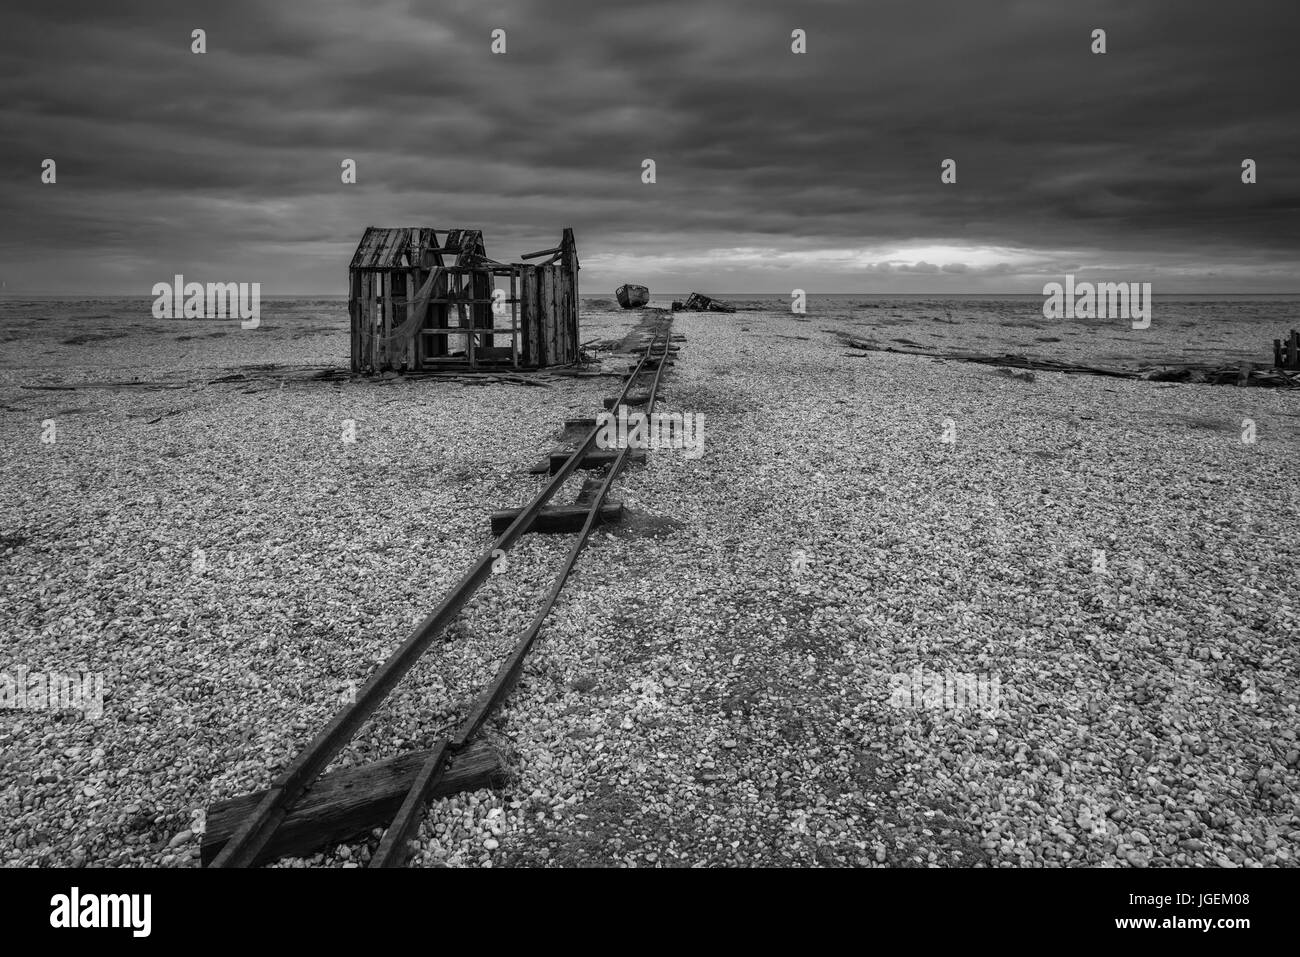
[201,740,505,865]
[615,284,650,308]
[674,292,736,313]
[1140,363,1299,387]
[439,371,553,387]
[836,332,1300,388]
[1275,329,1300,370]
[21,380,191,392]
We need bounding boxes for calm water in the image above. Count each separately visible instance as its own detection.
[1,294,1296,373]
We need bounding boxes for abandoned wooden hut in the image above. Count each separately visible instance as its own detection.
[348,226,580,373]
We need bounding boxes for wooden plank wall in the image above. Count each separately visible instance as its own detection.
[539,265,555,366]
[521,265,539,366]
[533,262,578,366]
[560,258,577,362]
[512,262,579,368]
[350,266,427,372]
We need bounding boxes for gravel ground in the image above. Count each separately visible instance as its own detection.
[1,300,1297,867]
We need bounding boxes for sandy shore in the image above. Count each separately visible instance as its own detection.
[1,300,1297,867]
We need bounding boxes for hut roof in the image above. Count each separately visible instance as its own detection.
[350,227,488,271]
[350,227,417,270]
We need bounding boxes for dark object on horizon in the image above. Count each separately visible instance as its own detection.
[615,284,649,308]
[671,300,684,310]
[675,292,736,313]
[1275,329,1300,370]
[348,226,580,374]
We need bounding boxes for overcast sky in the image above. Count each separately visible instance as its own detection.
[2,0,1297,295]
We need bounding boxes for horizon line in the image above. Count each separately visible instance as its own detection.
[3,290,1300,299]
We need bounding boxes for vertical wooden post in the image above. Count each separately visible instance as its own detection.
[1278,339,1286,369]
[563,262,576,363]
[554,267,565,363]
[374,273,383,371]
[356,272,365,373]
[561,226,579,365]
[510,269,519,368]
[1289,330,1299,370]
[406,270,418,370]
[387,272,399,371]
[474,265,493,350]
[375,272,385,370]
[539,265,555,367]
[464,273,476,369]
[430,230,447,359]
[567,265,578,362]
[553,265,561,365]
[348,270,360,374]
[521,265,537,367]
[361,272,370,371]
[362,273,375,373]
[553,266,564,363]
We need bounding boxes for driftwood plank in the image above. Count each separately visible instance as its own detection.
[201,740,505,866]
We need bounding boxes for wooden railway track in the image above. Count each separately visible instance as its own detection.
[205,323,675,868]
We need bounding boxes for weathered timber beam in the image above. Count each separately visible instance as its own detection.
[419,327,522,335]
[548,448,645,473]
[489,503,623,535]
[604,391,654,408]
[520,245,562,260]
[200,740,505,866]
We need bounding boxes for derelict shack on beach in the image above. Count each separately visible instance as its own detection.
[349,226,580,373]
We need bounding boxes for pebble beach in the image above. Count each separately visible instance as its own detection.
[1,295,1297,868]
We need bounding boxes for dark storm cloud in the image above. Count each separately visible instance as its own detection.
[0,0,1296,293]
